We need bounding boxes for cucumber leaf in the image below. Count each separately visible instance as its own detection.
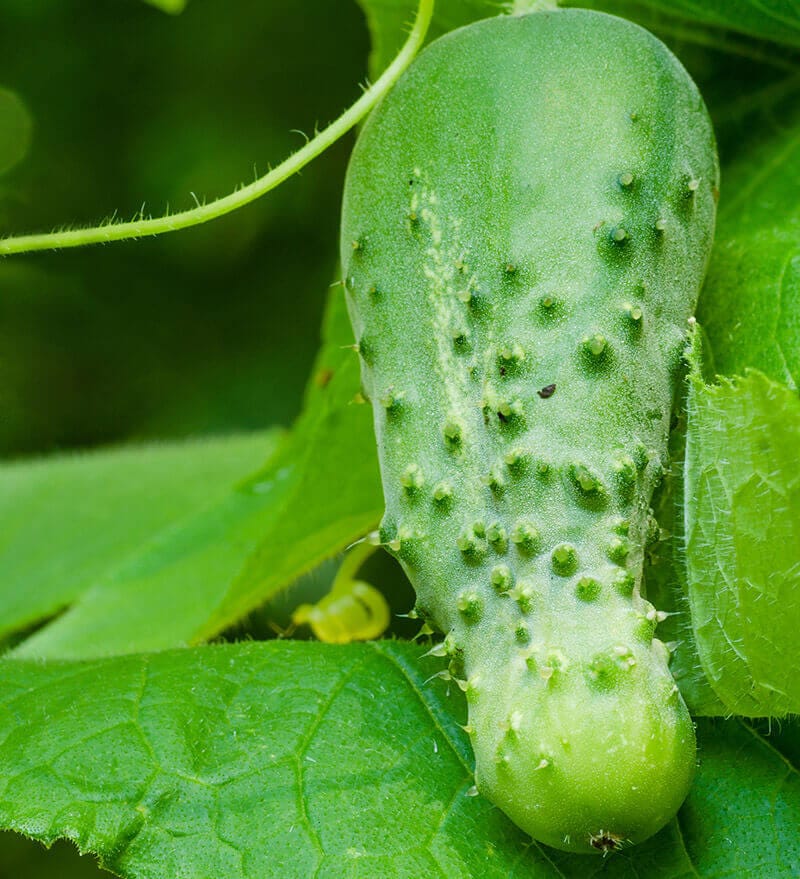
[643,406,727,718]
[0,431,279,651]
[1,290,382,658]
[195,288,383,639]
[699,102,800,386]
[572,0,800,51]
[685,365,800,717]
[10,470,289,659]
[1,641,798,878]
[680,75,800,717]
[612,0,800,49]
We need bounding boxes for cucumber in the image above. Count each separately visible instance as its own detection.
[340,9,717,853]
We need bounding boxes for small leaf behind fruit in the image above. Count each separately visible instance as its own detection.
[685,362,800,716]
[626,0,800,48]
[699,101,800,385]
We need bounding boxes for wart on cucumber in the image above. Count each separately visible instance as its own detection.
[341,9,718,854]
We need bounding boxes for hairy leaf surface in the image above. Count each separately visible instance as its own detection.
[643,415,727,718]
[680,83,800,717]
[685,368,800,716]
[1,642,798,878]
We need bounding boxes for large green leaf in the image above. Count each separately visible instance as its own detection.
[613,0,800,48]
[0,289,382,658]
[698,103,800,385]
[568,1,800,53]
[684,366,800,717]
[9,477,291,660]
[196,288,383,639]
[679,55,800,717]
[1,641,798,878]
[0,431,279,651]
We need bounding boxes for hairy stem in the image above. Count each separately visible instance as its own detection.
[0,0,434,257]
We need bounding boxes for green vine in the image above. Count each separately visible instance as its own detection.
[0,0,434,257]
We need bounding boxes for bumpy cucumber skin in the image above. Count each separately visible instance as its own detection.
[341,9,717,854]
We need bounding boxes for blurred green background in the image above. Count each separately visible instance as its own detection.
[0,0,368,871]
[0,0,368,460]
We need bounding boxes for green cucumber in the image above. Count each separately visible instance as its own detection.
[341,9,717,854]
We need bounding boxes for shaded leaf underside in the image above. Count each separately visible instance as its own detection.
[0,431,280,655]
[0,290,382,659]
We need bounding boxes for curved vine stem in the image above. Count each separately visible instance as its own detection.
[0,0,435,257]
